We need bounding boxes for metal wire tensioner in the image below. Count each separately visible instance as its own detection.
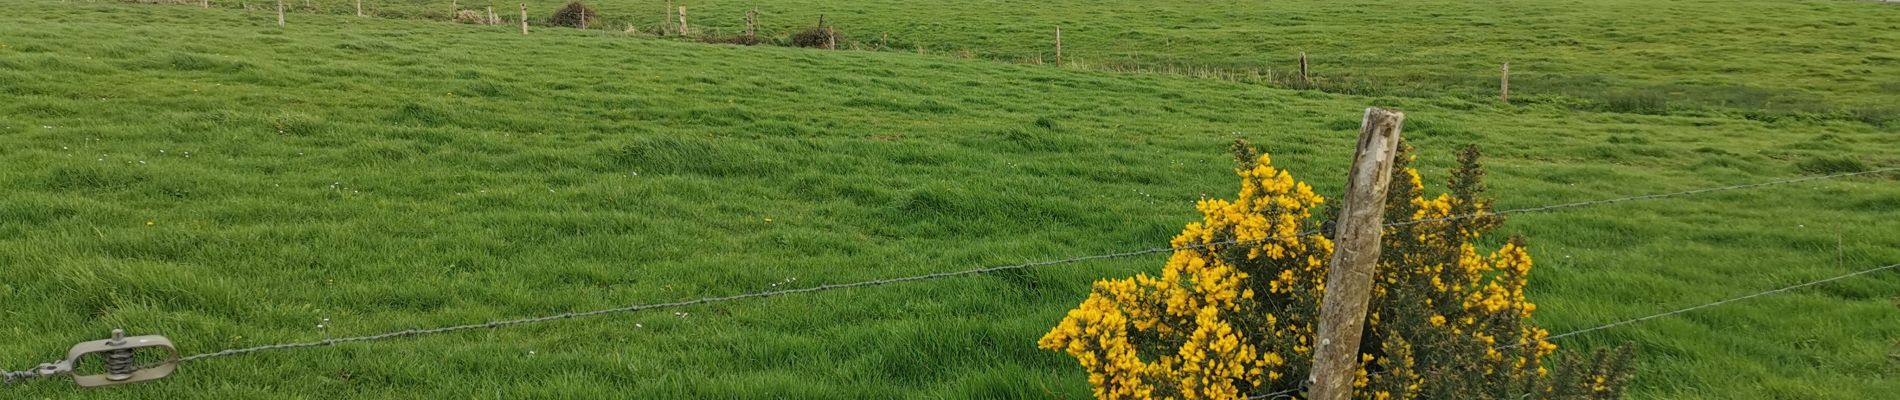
[2,329,178,387]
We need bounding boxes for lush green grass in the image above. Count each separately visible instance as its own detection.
[2,1,1899,399]
[181,0,1900,125]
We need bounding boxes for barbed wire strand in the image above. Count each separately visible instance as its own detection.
[7,167,1892,384]
[175,168,1893,365]
[1406,167,1896,227]
[1512,261,1900,348]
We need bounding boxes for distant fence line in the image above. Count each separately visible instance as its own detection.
[116,0,1525,104]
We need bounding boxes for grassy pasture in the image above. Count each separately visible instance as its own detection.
[1,1,1899,399]
[188,0,1900,125]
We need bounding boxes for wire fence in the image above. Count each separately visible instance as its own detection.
[5,167,1896,387]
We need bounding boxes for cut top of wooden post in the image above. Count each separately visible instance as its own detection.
[1305,107,1404,400]
[1345,108,1404,191]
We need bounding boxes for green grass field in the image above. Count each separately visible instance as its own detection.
[198,0,1900,124]
[2,0,1898,398]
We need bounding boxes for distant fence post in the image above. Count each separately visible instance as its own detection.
[450,0,457,19]
[1500,63,1511,103]
[276,0,285,26]
[818,15,835,49]
[580,8,588,29]
[678,6,689,36]
[488,6,497,25]
[1055,26,1063,67]
[520,3,528,34]
[203,0,209,9]
[1306,107,1405,400]
[355,0,363,16]
[747,7,762,39]
[1299,52,1310,82]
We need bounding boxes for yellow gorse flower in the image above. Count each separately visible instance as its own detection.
[1042,146,1625,399]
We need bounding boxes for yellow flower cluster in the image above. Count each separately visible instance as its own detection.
[1043,149,1609,399]
[1041,154,1329,400]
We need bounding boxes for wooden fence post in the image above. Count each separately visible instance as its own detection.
[1299,52,1310,82]
[580,8,588,29]
[355,0,362,16]
[1055,26,1063,67]
[276,0,285,26]
[203,0,209,9]
[488,6,497,25]
[818,15,834,49]
[678,6,689,36]
[450,0,457,18]
[1500,63,1511,103]
[520,3,528,34]
[1306,107,1405,400]
[744,8,757,38]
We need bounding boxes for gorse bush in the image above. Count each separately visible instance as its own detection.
[547,1,597,28]
[1039,140,1635,399]
[452,9,486,25]
[791,26,837,48]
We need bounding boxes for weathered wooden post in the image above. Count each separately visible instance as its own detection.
[276,0,285,26]
[450,0,457,18]
[488,6,497,25]
[818,15,834,49]
[745,8,757,38]
[355,0,362,16]
[203,0,209,9]
[1055,26,1063,67]
[1299,52,1310,82]
[1500,63,1511,103]
[676,6,690,36]
[1306,107,1405,400]
[520,3,528,34]
[580,7,588,29]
